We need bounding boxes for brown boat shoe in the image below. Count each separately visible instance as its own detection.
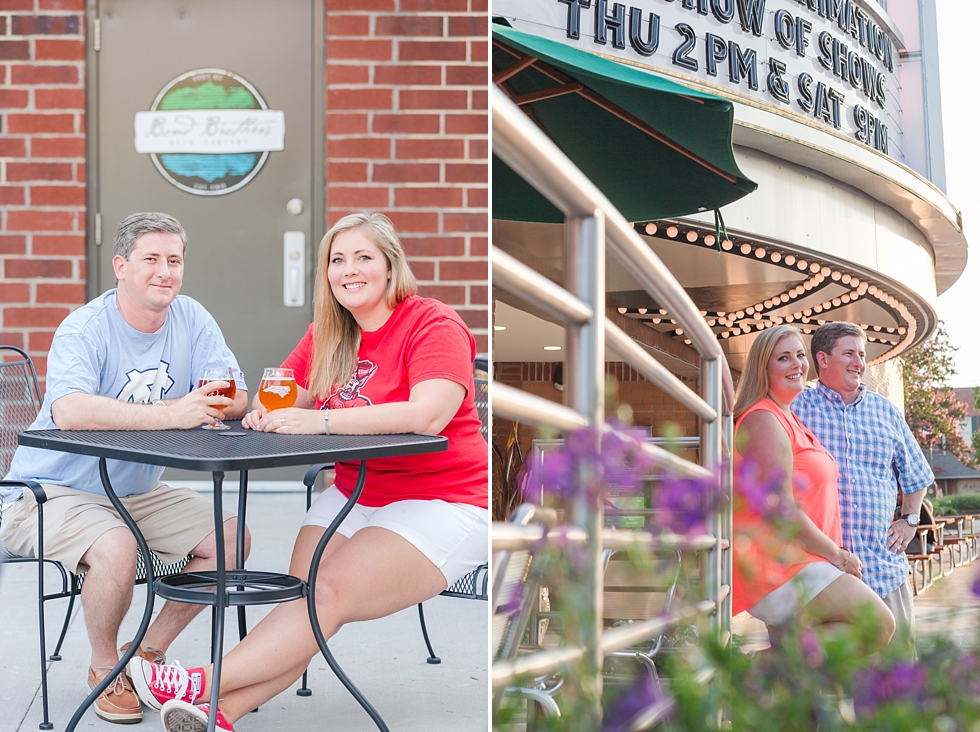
[119,642,167,665]
[119,642,167,692]
[87,666,143,724]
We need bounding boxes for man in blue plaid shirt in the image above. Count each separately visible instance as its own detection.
[793,322,933,655]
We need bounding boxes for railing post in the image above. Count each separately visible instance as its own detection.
[700,358,723,637]
[565,211,606,728]
[721,412,734,637]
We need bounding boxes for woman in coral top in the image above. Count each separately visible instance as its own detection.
[732,325,893,648]
[130,213,488,732]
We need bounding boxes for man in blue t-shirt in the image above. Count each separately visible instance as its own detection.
[0,212,250,724]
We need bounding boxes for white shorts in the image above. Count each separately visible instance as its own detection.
[747,561,845,626]
[301,485,488,586]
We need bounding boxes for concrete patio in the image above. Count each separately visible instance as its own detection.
[0,489,489,732]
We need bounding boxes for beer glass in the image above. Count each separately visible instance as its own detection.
[258,367,298,411]
[199,366,237,430]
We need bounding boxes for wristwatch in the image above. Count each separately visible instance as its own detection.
[901,513,920,527]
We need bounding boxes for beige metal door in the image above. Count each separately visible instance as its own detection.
[89,0,324,480]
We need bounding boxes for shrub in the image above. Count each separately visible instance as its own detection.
[931,494,980,515]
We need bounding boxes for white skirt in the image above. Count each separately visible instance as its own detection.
[747,560,846,625]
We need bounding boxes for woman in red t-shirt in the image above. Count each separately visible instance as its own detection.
[732,325,893,650]
[130,213,488,732]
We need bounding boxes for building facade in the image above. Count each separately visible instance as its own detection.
[0,0,488,389]
[492,0,965,464]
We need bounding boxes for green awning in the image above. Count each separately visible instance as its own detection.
[493,23,757,223]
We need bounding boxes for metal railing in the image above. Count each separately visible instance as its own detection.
[491,84,735,726]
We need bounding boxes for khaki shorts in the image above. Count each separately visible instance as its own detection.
[0,483,232,574]
[883,579,916,659]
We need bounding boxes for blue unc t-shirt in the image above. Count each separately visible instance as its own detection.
[2,290,246,500]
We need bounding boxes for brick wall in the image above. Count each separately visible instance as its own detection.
[0,0,86,386]
[0,0,489,386]
[326,0,489,352]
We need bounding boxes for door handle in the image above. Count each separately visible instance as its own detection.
[283,231,305,307]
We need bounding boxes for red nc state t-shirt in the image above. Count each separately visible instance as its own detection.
[282,296,488,508]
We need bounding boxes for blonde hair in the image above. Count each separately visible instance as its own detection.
[307,212,418,399]
[733,325,805,419]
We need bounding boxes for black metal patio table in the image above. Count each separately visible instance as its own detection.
[18,422,447,732]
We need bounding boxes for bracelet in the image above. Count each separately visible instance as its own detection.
[834,549,851,569]
[323,409,330,435]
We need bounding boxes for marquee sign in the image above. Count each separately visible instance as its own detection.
[495,0,901,158]
[134,69,286,196]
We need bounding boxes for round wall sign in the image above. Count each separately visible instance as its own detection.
[134,68,286,196]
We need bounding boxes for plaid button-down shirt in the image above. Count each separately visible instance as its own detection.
[792,381,934,597]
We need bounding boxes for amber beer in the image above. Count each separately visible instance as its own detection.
[198,378,237,414]
[199,366,237,430]
[259,368,297,411]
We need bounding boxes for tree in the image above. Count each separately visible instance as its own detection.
[901,321,975,468]
[972,386,980,461]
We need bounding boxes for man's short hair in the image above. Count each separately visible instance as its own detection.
[810,322,866,375]
[113,212,187,259]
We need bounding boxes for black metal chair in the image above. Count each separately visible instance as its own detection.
[418,376,489,663]
[295,376,490,695]
[0,345,191,731]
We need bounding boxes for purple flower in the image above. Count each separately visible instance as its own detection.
[736,458,794,523]
[942,649,980,696]
[799,628,824,668]
[971,569,980,599]
[653,472,725,535]
[598,424,654,492]
[528,448,576,498]
[601,673,675,732]
[853,662,926,718]
[527,425,655,502]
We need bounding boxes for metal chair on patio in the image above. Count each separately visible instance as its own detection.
[602,547,684,687]
[492,502,562,719]
[0,345,191,731]
[417,376,489,664]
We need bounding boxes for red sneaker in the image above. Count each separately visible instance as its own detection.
[161,700,235,732]
[128,659,204,711]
